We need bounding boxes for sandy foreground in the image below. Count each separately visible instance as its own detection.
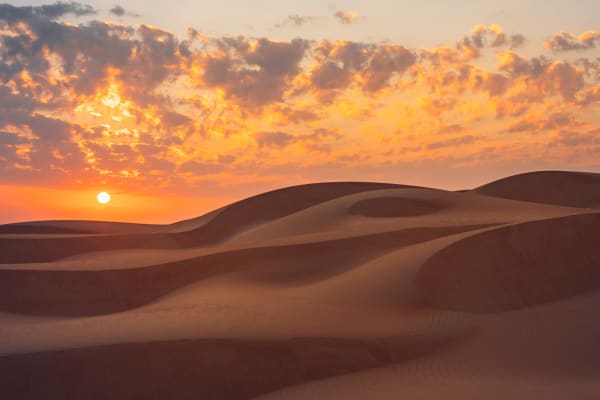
[1,171,600,399]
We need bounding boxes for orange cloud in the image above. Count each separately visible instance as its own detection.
[1,3,600,204]
[334,11,361,25]
[545,30,600,52]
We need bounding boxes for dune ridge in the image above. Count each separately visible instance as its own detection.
[475,170,600,208]
[0,220,163,235]
[0,224,491,316]
[0,182,400,264]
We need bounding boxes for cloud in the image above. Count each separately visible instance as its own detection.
[109,5,125,16]
[0,2,95,22]
[457,25,526,59]
[275,14,315,29]
[577,86,600,105]
[545,30,600,52]
[362,44,416,91]
[199,37,309,106]
[505,112,574,133]
[309,41,415,96]
[2,6,600,191]
[288,15,314,26]
[0,131,27,145]
[466,25,525,48]
[427,135,480,150]
[497,51,548,76]
[254,131,294,148]
[297,128,341,153]
[253,128,340,153]
[334,11,361,24]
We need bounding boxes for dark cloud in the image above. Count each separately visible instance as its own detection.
[498,52,549,76]
[506,112,576,133]
[297,128,341,153]
[200,37,309,106]
[118,24,188,103]
[459,25,526,55]
[311,60,350,90]
[108,4,140,18]
[362,44,416,91]
[0,11,137,95]
[9,114,87,173]
[479,73,509,96]
[310,41,415,95]
[1,3,185,104]
[0,2,95,23]
[275,14,315,29]
[271,104,320,125]
[0,86,41,116]
[160,111,192,128]
[544,61,585,100]
[0,131,26,145]
[550,129,600,147]
[578,86,600,106]
[255,131,294,148]
[109,5,125,16]
[449,25,529,67]
[0,73,88,178]
[288,15,314,26]
[505,119,538,133]
[509,34,526,49]
[436,124,465,136]
[253,128,340,153]
[35,1,95,18]
[545,30,600,52]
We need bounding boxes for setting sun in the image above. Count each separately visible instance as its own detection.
[97,192,111,204]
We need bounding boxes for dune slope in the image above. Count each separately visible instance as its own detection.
[418,213,600,312]
[475,170,600,207]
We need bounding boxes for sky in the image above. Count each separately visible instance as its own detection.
[1,1,600,224]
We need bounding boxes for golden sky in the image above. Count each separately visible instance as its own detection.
[1,2,600,223]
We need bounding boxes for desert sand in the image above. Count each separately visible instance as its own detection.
[1,171,600,399]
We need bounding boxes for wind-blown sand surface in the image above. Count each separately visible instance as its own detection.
[1,171,600,399]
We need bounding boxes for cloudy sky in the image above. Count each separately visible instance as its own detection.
[1,1,600,223]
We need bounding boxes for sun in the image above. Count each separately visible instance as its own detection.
[97,191,111,204]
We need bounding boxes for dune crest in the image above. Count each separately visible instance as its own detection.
[0,182,401,264]
[475,170,600,208]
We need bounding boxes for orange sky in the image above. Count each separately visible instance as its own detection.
[1,3,600,224]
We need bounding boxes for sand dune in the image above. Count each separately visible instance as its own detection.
[475,170,600,208]
[0,171,599,399]
[0,182,400,263]
[0,224,488,316]
[0,335,461,400]
[418,213,600,312]
[0,220,163,235]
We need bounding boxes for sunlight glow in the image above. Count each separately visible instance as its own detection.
[97,192,111,204]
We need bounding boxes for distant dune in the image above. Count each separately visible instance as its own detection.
[1,171,600,399]
[475,170,600,208]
